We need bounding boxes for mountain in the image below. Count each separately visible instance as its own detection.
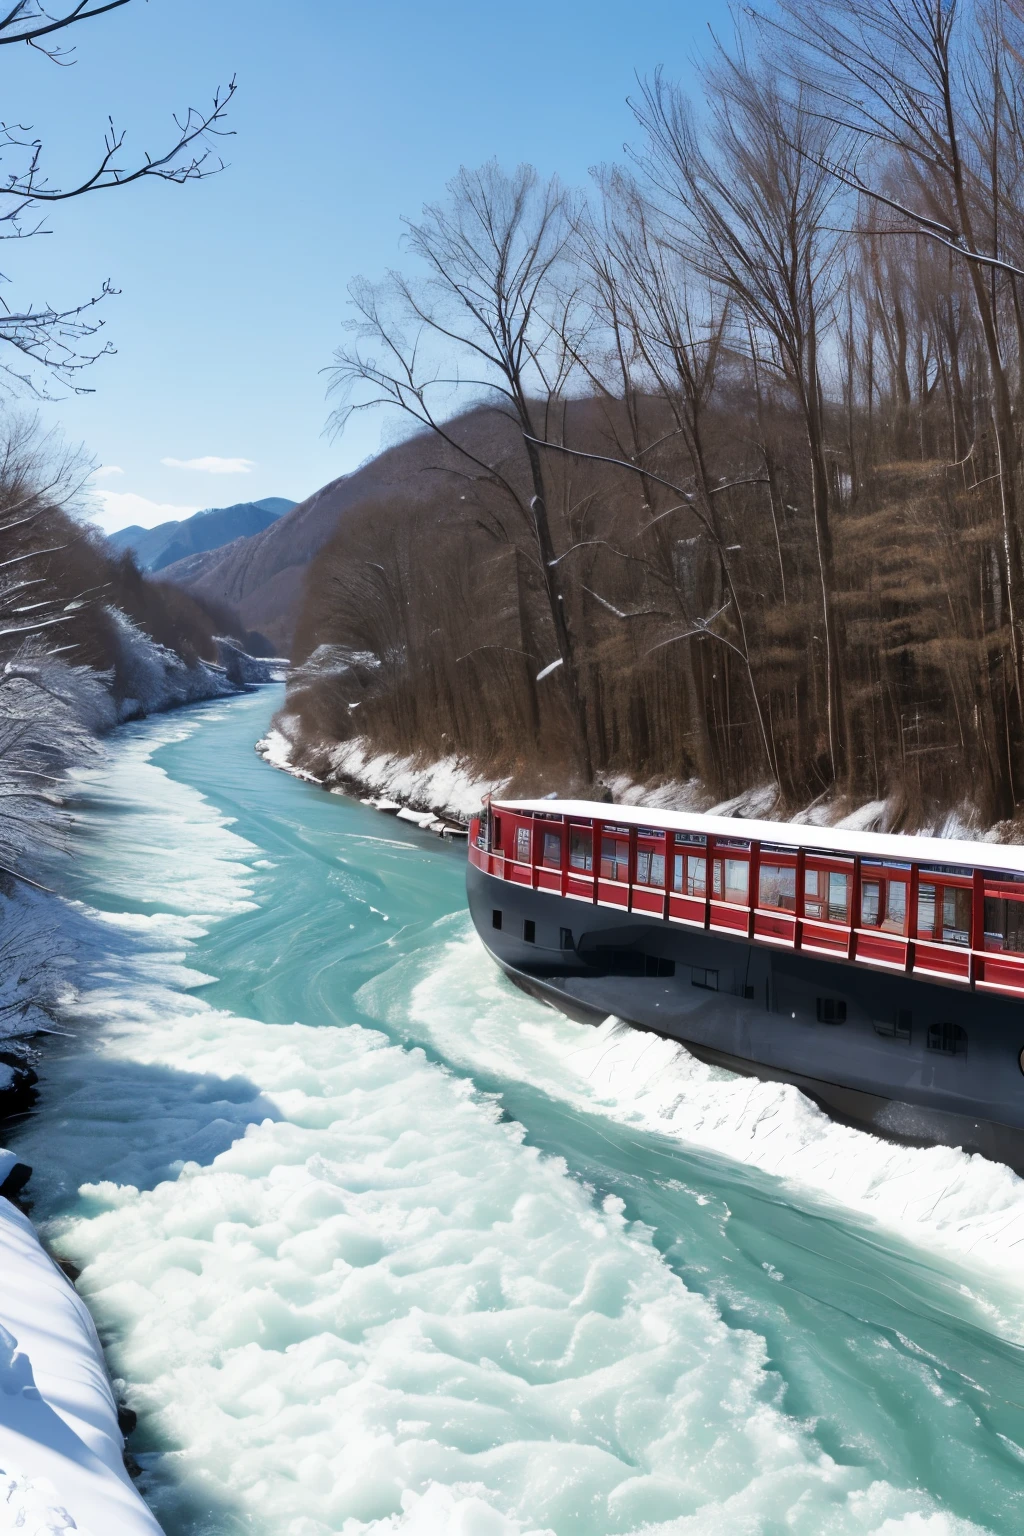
[157,413,522,653]
[108,497,296,573]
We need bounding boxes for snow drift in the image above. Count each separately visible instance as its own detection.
[0,1172,161,1535]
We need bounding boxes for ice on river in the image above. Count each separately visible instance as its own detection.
[12,709,1004,1533]
[393,922,1024,1307]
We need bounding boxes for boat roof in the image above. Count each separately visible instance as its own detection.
[492,797,1024,878]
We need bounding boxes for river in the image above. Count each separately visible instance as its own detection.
[10,689,1024,1534]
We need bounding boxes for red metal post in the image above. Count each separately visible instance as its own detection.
[849,857,861,962]
[907,861,920,973]
[747,840,760,940]
[971,866,985,988]
[705,836,714,930]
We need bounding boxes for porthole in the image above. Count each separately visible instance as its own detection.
[1019,1046,1024,1076]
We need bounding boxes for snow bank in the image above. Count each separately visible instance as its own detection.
[255,722,323,783]
[0,886,77,1043]
[214,637,289,687]
[261,723,1011,842]
[325,735,507,819]
[0,1178,161,1535]
[257,719,508,819]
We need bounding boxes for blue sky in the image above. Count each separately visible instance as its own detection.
[11,0,726,532]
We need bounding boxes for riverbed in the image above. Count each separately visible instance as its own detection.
[11,689,1024,1534]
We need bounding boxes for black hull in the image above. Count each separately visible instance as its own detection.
[467,861,1024,1170]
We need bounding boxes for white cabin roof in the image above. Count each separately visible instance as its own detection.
[491,798,1024,878]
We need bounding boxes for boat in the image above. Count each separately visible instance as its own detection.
[466,798,1024,1168]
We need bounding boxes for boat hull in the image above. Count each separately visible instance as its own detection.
[467,860,1024,1169]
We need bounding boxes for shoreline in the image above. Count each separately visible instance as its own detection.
[255,717,1024,849]
[0,681,285,1533]
[0,1153,162,1534]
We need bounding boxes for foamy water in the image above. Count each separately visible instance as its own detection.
[387,925,1024,1306]
[10,693,1024,1533]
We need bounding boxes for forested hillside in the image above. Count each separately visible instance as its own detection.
[0,427,266,888]
[280,0,1024,828]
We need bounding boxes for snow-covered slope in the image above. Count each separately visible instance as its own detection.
[0,1173,161,1535]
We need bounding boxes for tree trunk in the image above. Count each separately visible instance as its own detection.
[522,432,595,784]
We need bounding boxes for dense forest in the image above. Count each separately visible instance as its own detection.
[284,0,1024,826]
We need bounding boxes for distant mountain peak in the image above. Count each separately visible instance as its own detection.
[108,497,297,572]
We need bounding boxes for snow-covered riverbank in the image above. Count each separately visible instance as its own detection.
[256,715,1017,843]
[257,718,504,821]
[0,1160,160,1535]
[0,668,287,1530]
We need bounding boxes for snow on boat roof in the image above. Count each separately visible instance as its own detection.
[492,797,1024,877]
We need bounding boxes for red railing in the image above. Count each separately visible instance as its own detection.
[468,811,1024,1000]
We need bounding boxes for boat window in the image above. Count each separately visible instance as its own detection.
[674,853,704,894]
[859,878,884,921]
[493,816,503,849]
[542,831,561,869]
[515,825,531,863]
[942,887,971,946]
[674,853,706,896]
[601,836,629,881]
[636,848,666,886]
[861,880,881,926]
[760,863,796,912]
[881,879,907,934]
[917,883,937,939]
[675,831,706,846]
[828,871,849,923]
[984,896,1024,952]
[569,830,593,872]
[805,868,823,918]
[861,878,906,932]
[713,857,748,904]
[927,1022,967,1056]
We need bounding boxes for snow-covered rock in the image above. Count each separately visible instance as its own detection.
[213,638,289,687]
[105,606,236,719]
[0,1175,161,1535]
[257,721,505,820]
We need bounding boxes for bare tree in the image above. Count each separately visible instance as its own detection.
[633,57,850,783]
[328,161,595,782]
[0,0,235,393]
[568,174,779,787]
[766,0,1024,710]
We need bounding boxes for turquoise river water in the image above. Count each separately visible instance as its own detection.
[12,689,1024,1534]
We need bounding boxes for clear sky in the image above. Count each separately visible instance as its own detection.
[10,0,727,533]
